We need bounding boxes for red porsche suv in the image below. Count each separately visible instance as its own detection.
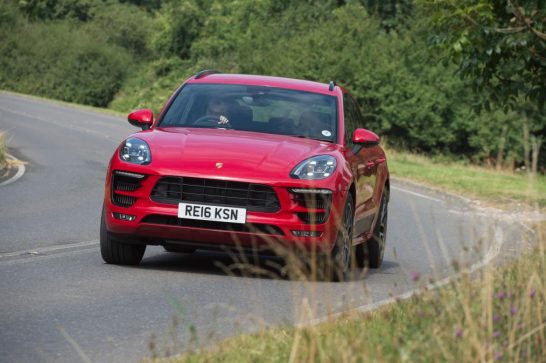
[101,71,389,279]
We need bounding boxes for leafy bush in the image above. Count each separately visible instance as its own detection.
[0,7,130,107]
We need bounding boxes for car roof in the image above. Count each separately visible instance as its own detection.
[187,73,338,96]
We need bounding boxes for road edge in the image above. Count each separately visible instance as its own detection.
[0,153,26,187]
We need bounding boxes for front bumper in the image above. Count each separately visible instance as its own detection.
[104,168,348,252]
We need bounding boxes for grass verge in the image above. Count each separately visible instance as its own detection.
[387,150,546,208]
[153,224,545,363]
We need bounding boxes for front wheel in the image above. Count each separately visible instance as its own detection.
[356,189,388,269]
[100,207,145,265]
[326,193,355,281]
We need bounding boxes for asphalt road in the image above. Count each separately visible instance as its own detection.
[0,92,527,363]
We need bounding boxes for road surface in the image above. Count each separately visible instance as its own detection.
[0,92,527,362]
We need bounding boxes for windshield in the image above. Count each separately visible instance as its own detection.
[158,84,338,142]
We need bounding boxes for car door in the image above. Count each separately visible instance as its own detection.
[343,94,381,238]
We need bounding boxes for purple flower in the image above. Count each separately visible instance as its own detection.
[455,328,463,338]
[493,314,500,322]
[529,289,536,298]
[495,352,504,361]
[409,271,421,282]
[492,331,501,338]
[518,323,525,329]
[510,306,517,315]
[495,292,507,299]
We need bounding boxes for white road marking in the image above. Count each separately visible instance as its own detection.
[391,185,445,203]
[0,153,26,187]
[298,218,535,328]
[0,240,98,260]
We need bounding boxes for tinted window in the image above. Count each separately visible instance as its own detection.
[343,94,358,145]
[159,84,338,142]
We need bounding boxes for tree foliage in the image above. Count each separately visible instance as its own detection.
[422,0,546,108]
[0,0,544,170]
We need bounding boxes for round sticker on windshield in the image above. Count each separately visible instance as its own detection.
[322,130,332,137]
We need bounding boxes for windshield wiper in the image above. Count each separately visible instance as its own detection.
[293,135,332,143]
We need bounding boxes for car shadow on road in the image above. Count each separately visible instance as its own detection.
[139,249,288,281]
[137,248,400,283]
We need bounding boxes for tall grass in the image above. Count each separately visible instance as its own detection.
[152,223,545,363]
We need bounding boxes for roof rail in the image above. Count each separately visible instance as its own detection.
[328,80,336,91]
[194,69,220,79]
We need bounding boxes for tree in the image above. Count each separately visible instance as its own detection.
[422,0,546,172]
[422,0,546,108]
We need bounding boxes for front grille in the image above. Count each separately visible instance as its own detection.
[141,214,284,235]
[297,212,328,224]
[151,177,280,212]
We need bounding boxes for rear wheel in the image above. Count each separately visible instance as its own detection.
[100,207,145,265]
[357,189,388,269]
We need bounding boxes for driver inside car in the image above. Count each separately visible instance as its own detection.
[206,97,231,126]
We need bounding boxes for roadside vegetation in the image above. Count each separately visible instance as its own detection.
[388,150,546,208]
[153,227,545,362]
[0,0,544,173]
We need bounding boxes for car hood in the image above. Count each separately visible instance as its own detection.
[134,127,339,181]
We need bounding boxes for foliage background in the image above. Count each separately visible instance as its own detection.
[0,0,544,171]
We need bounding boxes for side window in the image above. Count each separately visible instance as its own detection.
[343,94,357,145]
[350,96,365,128]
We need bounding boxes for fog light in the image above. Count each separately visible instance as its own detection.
[113,212,136,221]
[291,230,322,237]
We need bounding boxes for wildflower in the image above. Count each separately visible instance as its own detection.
[409,271,420,282]
[493,314,500,322]
[510,306,517,315]
[529,289,536,298]
[495,292,507,299]
[455,328,463,338]
[492,331,501,338]
[495,352,504,361]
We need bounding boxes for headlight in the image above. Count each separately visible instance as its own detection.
[119,138,151,165]
[290,155,336,180]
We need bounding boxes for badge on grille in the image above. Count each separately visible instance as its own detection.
[215,162,223,169]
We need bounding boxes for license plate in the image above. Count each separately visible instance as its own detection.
[178,203,247,224]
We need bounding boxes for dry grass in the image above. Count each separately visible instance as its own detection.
[150,223,545,363]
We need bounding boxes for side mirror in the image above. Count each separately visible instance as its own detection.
[128,109,153,130]
[353,128,380,145]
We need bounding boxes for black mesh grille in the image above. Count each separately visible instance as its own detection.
[113,194,137,207]
[151,177,280,212]
[291,192,332,210]
[141,214,284,235]
[111,171,144,208]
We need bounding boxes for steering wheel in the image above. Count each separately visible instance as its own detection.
[193,115,232,128]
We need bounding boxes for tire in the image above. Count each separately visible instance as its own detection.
[100,206,145,265]
[327,193,355,281]
[357,189,388,269]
